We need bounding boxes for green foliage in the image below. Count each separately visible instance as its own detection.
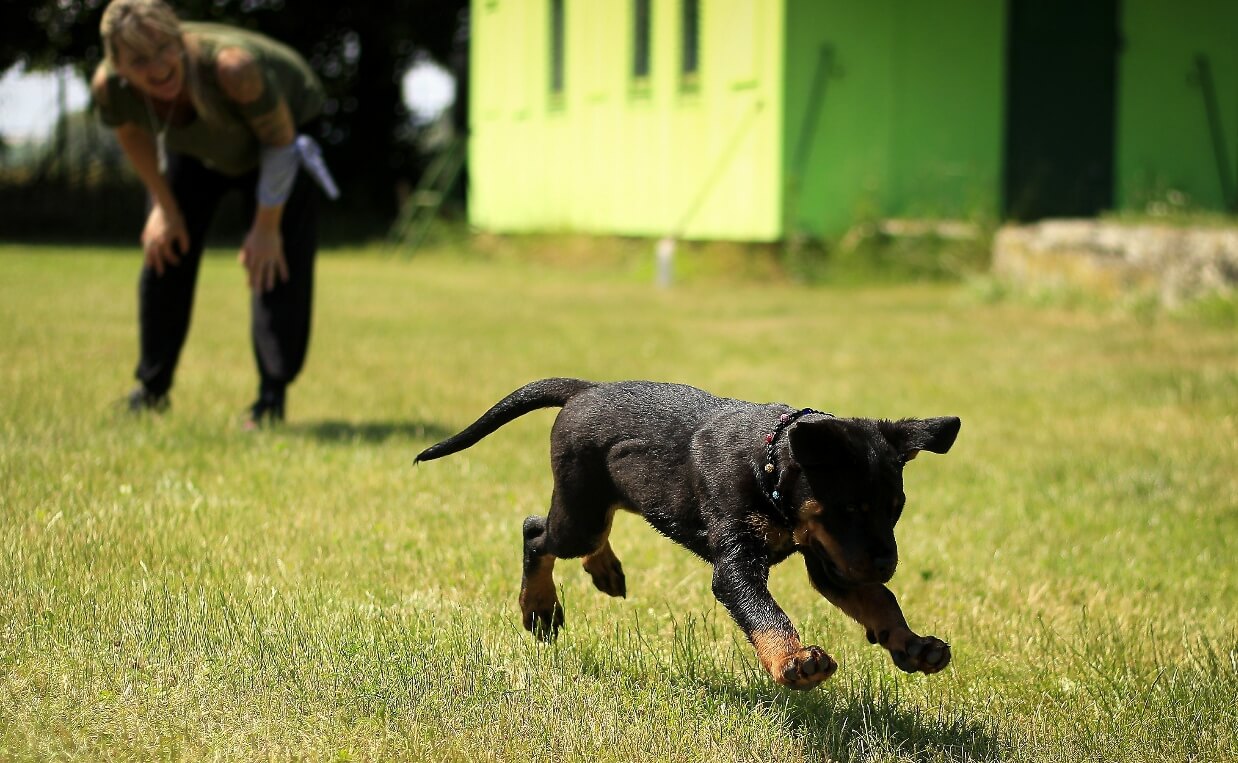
[784,230,993,286]
[1177,291,1238,328]
[3,0,467,215]
[962,273,1238,329]
[0,175,145,240]
[1117,173,1238,224]
[1,244,1235,761]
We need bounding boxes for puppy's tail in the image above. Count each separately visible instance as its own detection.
[415,378,596,463]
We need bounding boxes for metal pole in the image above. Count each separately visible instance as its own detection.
[1194,54,1237,211]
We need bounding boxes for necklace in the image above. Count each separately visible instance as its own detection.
[142,92,179,173]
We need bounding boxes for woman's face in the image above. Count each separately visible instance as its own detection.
[113,26,184,101]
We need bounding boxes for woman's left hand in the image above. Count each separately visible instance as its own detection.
[239,224,289,293]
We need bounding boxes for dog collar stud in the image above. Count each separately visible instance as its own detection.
[762,407,829,516]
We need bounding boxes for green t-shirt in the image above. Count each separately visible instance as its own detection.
[95,22,324,176]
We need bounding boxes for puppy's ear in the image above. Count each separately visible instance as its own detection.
[788,418,861,469]
[883,417,961,462]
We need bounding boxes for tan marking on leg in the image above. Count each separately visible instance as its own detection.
[582,540,618,578]
[819,583,949,671]
[751,629,837,689]
[751,629,802,675]
[582,528,627,597]
[825,584,911,645]
[519,553,560,636]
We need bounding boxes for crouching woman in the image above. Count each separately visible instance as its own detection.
[94,0,330,426]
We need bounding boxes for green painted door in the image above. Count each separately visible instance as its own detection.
[1004,0,1119,220]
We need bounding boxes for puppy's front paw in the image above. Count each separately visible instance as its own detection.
[774,646,837,690]
[889,635,950,674]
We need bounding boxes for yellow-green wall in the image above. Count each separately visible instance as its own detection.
[470,0,786,241]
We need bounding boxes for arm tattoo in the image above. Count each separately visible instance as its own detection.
[218,47,295,146]
[248,104,296,146]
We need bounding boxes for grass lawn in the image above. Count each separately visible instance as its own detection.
[1,243,1234,762]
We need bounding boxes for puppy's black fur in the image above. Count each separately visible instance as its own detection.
[416,378,960,689]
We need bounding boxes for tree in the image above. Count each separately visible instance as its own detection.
[1,0,467,219]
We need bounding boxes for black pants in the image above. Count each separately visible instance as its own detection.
[136,152,318,398]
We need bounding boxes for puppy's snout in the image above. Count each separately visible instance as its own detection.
[872,555,898,579]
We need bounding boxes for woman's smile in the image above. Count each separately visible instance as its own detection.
[117,33,184,101]
[146,67,180,99]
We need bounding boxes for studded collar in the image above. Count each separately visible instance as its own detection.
[759,407,831,522]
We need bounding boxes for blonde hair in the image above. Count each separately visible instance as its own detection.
[100,0,216,122]
[100,0,180,63]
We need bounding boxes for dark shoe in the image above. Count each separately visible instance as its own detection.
[244,392,285,429]
[124,387,169,414]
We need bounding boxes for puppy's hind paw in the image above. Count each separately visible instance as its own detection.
[582,553,626,598]
[890,635,951,674]
[523,603,564,643]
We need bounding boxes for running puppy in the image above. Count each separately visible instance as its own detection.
[415,378,960,689]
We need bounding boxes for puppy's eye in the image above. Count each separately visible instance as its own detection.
[845,505,857,513]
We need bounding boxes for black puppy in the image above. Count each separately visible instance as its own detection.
[416,378,960,689]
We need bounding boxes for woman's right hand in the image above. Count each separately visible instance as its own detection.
[141,204,190,275]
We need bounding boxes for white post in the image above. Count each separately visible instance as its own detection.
[655,237,675,288]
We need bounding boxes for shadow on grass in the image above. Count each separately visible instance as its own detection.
[710,672,1006,762]
[571,632,1004,760]
[563,605,1003,760]
[288,419,455,445]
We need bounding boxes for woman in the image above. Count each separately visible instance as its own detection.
[93,0,328,426]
